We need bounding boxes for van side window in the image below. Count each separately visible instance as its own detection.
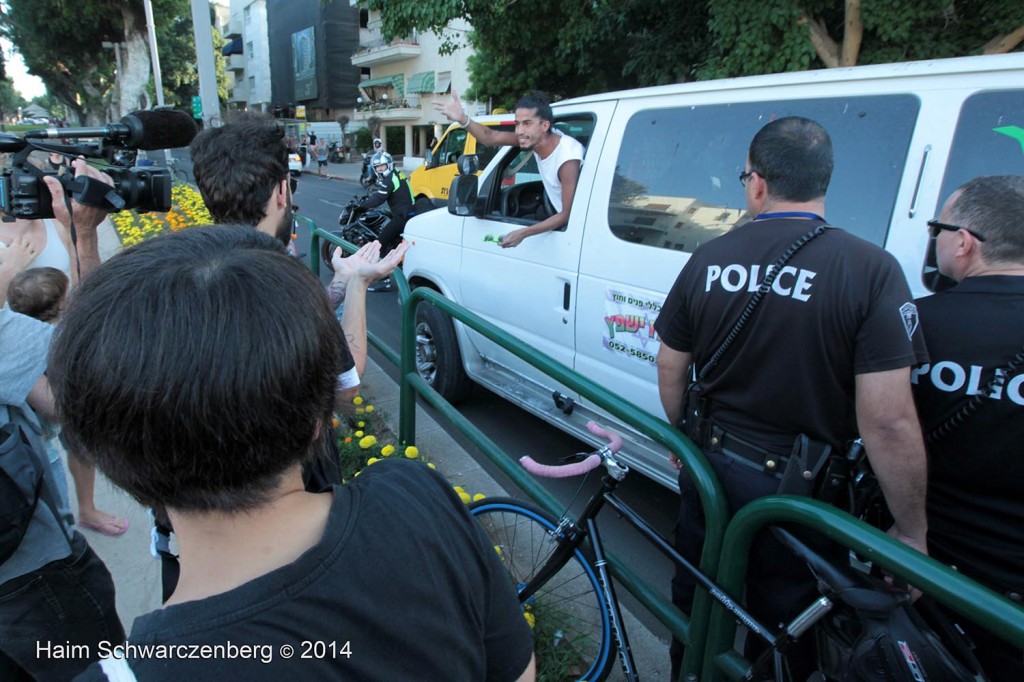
[938,90,1024,206]
[476,124,516,169]
[489,115,595,224]
[432,129,467,168]
[609,95,919,252]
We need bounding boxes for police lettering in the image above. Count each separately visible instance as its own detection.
[704,264,816,302]
[911,361,1024,406]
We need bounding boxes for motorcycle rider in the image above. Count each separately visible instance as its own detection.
[360,138,383,188]
[353,150,415,292]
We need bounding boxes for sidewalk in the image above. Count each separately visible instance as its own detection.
[83,198,671,680]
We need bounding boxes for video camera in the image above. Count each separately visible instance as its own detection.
[0,109,198,220]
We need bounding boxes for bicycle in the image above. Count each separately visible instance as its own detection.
[468,422,977,682]
[165,156,190,185]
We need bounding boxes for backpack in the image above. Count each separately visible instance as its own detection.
[0,415,49,563]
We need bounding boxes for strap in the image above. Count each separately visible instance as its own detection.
[7,407,75,545]
[697,223,830,382]
[927,345,1024,443]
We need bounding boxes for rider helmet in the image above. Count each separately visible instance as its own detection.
[371,151,394,178]
[372,138,382,149]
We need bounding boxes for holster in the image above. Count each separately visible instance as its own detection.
[779,434,842,500]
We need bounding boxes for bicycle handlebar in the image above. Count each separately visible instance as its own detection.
[519,421,624,479]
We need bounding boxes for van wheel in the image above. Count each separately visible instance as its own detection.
[415,301,472,404]
[415,196,435,214]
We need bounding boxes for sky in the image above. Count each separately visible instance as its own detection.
[2,38,46,100]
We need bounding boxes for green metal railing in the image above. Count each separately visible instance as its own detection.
[307,222,1024,681]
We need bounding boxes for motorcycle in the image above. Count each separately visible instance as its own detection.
[328,140,343,164]
[322,195,393,267]
[359,151,376,189]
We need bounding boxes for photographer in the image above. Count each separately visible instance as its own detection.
[0,159,125,680]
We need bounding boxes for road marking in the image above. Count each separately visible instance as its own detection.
[319,199,347,208]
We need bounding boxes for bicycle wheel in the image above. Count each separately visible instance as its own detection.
[174,168,189,184]
[470,497,615,682]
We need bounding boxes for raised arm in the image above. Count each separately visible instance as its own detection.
[855,367,929,556]
[433,89,517,148]
[499,159,580,248]
[44,159,115,284]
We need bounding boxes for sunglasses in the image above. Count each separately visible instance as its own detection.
[927,219,986,242]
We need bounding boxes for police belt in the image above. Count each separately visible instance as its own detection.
[704,424,790,478]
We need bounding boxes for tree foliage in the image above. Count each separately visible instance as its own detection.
[700,0,1024,78]
[0,0,229,123]
[368,0,709,108]
[369,0,1022,105]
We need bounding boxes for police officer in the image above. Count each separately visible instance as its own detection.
[912,175,1024,680]
[356,150,414,292]
[654,116,929,679]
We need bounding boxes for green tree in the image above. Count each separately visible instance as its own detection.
[0,0,229,123]
[367,0,709,108]
[700,0,1024,79]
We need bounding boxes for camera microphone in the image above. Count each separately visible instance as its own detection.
[24,109,199,151]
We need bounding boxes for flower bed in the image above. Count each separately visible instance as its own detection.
[110,183,213,246]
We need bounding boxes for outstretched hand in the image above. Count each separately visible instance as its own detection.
[0,233,39,275]
[332,239,409,286]
[433,88,467,126]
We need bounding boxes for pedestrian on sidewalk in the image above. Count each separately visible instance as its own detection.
[315,139,328,178]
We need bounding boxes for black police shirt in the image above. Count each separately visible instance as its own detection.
[912,275,1024,593]
[655,217,928,453]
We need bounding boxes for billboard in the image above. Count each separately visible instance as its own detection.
[292,26,317,101]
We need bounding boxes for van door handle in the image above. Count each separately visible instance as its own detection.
[908,145,931,218]
[563,283,571,311]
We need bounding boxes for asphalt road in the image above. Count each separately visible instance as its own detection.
[290,171,682,641]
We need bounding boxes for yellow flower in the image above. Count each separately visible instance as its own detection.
[453,486,465,494]
[352,396,364,406]
[366,457,380,465]
[404,446,419,459]
[523,611,535,629]
[359,435,377,449]
[427,463,436,470]
[355,407,365,414]
[357,421,365,428]
[365,405,375,413]
[458,491,472,504]
[472,493,486,502]
[381,445,395,457]
[355,431,364,438]
[331,417,340,429]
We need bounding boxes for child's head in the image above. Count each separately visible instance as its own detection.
[7,267,69,322]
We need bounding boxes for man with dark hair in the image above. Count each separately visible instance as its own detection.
[189,111,407,387]
[58,226,536,682]
[0,160,124,680]
[435,90,582,248]
[655,116,929,678]
[912,175,1024,680]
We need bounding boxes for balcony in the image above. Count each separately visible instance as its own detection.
[352,101,421,123]
[229,81,249,104]
[222,16,242,39]
[228,54,245,72]
[351,38,420,67]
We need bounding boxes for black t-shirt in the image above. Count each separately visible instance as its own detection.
[655,218,927,452]
[76,460,533,681]
[912,275,1024,593]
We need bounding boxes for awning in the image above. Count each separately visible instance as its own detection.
[359,76,397,88]
[222,36,243,56]
[434,72,452,94]
[406,71,435,94]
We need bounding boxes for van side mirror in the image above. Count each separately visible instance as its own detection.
[448,174,479,216]
[424,149,433,166]
[457,154,479,176]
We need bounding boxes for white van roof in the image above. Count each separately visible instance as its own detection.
[558,53,1024,107]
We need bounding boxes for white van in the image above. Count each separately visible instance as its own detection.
[402,54,1024,489]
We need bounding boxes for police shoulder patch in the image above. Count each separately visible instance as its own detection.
[899,302,919,339]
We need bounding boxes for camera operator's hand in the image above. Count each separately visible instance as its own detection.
[44,158,114,282]
[44,159,114,236]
